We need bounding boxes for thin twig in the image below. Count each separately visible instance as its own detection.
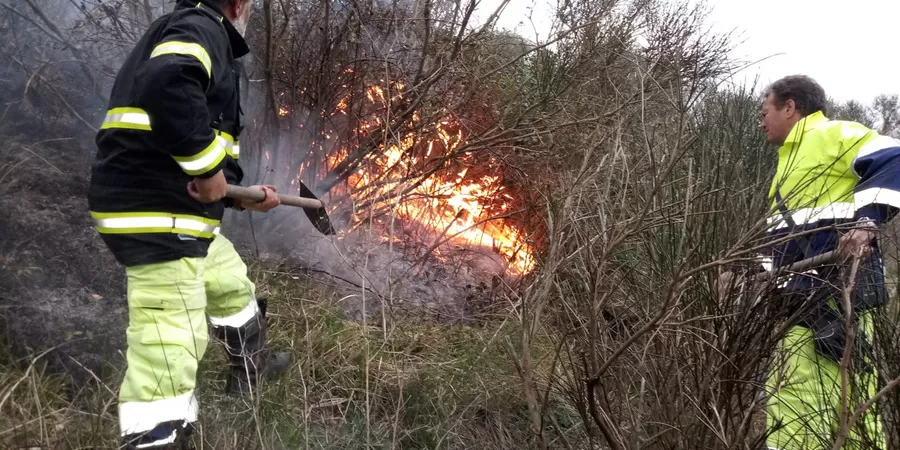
[838,253,861,445]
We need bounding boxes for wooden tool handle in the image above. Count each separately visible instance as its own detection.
[226,185,325,209]
[753,250,840,282]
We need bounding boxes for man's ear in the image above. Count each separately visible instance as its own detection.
[232,0,247,16]
[219,0,237,19]
[783,99,796,117]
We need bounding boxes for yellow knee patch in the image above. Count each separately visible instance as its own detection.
[205,235,256,319]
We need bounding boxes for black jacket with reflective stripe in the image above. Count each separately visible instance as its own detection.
[88,0,249,266]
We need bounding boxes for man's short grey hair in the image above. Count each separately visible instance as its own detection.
[764,75,827,117]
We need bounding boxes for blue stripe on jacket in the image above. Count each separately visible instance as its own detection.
[853,135,900,223]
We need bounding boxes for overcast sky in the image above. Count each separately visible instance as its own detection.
[478,0,899,104]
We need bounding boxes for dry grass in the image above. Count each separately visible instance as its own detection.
[0,259,564,449]
[2,1,900,449]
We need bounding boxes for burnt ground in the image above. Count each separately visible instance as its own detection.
[0,124,516,383]
[0,130,127,381]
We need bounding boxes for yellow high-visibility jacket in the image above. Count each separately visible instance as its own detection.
[765,110,900,274]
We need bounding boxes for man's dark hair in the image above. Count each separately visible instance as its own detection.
[764,75,827,116]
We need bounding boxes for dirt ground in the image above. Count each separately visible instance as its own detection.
[0,129,128,381]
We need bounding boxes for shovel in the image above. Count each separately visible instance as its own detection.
[226,184,336,235]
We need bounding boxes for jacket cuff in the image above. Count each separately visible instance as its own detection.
[854,203,897,226]
[223,196,244,211]
[173,135,228,177]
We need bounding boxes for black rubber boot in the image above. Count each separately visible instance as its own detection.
[121,420,195,450]
[212,298,292,396]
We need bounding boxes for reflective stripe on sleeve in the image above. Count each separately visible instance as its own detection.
[766,202,856,231]
[855,187,900,210]
[91,212,221,239]
[150,41,212,78]
[100,107,152,131]
[119,391,199,435]
[173,136,227,176]
[855,135,900,160]
[215,129,239,159]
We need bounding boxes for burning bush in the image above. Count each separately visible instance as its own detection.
[1,0,900,449]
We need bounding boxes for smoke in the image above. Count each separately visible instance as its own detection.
[214,0,539,318]
[224,208,514,322]
[0,0,522,321]
[0,0,169,135]
[224,77,517,319]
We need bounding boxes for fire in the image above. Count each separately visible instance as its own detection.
[327,83,536,275]
[366,86,385,103]
[405,169,536,275]
[279,105,289,116]
[336,97,349,114]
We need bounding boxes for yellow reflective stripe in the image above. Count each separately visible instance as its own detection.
[216,130,234,143]
[100,107,151,131]
[150,41,212,79]
[194,1,224,21]
[214,129,239,159]
[91,211,220,238]
[172,136,227,176]
[90,211,221,225]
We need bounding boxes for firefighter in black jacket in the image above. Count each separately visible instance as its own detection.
[88,0,289,447]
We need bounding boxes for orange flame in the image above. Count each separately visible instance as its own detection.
[279,105,289,116]
[366,86,386,104]
[336,97,349,114]
[329,84,535,274]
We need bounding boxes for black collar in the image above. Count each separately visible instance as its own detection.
[175,0,250,58]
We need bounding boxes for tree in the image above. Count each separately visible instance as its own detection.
[829,98,877,128]
[873,94,900,137]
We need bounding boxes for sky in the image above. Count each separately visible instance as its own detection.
[477,0,899,104]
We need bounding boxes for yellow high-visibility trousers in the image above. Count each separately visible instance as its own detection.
[766,321,885,450]
[117,235,257,436]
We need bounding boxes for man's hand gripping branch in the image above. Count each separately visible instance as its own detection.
[838,220,877,261]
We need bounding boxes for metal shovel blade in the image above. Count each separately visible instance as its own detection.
[297,181,336,235]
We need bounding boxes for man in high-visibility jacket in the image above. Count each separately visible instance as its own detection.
[758,75,896,449]
[88,0,290,448]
